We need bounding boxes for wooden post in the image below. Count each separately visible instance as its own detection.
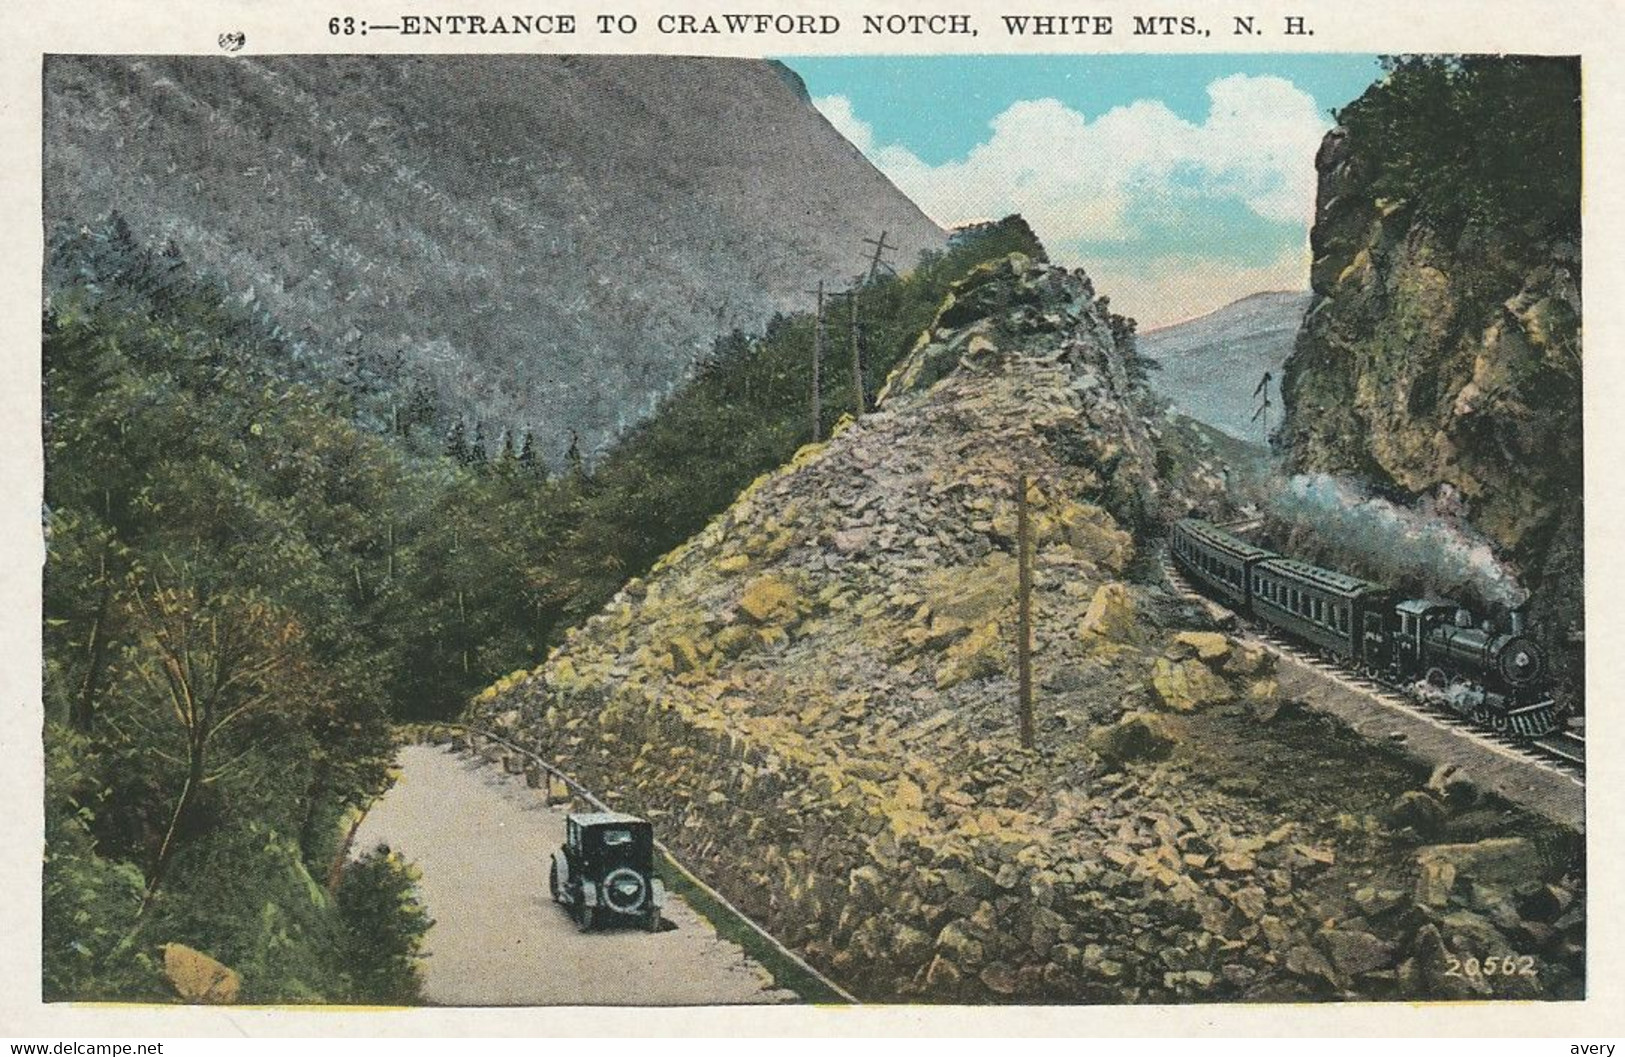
[812,280,824,441]
[1016,473,1035,750]
[849,287,864,417]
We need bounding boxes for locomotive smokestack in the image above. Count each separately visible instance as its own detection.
[1510,609,1526,635]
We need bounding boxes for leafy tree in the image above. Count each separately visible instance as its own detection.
[1335,56,1580,247]
[333,843,432,1003]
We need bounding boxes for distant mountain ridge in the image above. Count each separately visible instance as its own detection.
[1139,290,1311,444]
[44,55,945,463]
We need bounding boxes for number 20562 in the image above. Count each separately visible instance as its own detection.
[1444,954,1537,977]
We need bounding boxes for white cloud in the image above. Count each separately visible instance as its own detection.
[813,76,1328,324]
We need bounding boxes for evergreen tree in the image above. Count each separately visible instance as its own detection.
[444,420,469,463]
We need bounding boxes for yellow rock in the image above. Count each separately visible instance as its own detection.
[936,621,1005,689]
[667,636,704,673]
[1079,582,1136,642]
[714,624,757,658]
[549,657,582,693]
[162,943,240,1004]
[924,554,1015,628]
[1174,631,1232,664]
[739,574,800,624]
[1224,643,1274,677]
[761,529,798,560]
[717,554,751,573]
[1151,657,1235,712]
[1246,678,1282,705]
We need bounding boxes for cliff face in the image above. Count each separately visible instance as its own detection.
[44,55,944,463]
[1281,122,1583,659]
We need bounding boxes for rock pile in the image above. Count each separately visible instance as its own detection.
[471,254,1580,1002]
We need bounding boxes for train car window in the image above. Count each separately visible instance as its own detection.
[1313,599,1324,624]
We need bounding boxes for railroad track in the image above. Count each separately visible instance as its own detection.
[1160,551,1584,786]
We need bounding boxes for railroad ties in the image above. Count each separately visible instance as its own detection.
[1160,550,1584,788]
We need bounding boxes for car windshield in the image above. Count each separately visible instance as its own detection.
[601,828,633,847]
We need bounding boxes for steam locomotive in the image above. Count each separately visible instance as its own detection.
[1171,518,1557,737]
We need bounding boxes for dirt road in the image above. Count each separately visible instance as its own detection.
[351,743,799,1006]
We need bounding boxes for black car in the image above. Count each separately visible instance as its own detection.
[550,811,667,932]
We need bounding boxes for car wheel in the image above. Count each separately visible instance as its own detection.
[644,907,662,933]
[577,905,595,933]
[549,859,561,903]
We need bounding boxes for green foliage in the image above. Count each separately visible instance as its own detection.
[1336,56,1580,247]
[42,219,431,1001]
[334,844,432,1004]
[42,726,160,1001]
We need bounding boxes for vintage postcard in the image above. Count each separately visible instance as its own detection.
[3,0,1621,1038]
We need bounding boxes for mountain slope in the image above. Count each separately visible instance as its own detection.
[44,55,945,462]
[1139,290,1310,443]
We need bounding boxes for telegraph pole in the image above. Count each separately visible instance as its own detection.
[1251,371,1273,447]
[861,230,898,282]
[848,283,864,417]
[806,280,825,441]
[1016,473,1035,750]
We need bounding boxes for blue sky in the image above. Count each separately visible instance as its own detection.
[780,55,1381,326]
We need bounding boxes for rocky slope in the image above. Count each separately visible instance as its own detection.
[44,55,944,463]
[470,255,1581,1003]
[1141,291,1311,444]
[1280,118,1583,686]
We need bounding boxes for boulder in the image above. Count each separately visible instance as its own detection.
[1173,631,1232,665]
[1223,643,1274,677]
[1413,838,1545,907]
[1515,881,1575,923]
[1425,763,1481,810]
[1079,582,1136,643]
[935,920,986,969]
[923,954,962,990]
[738,574,800,625]
[1406,923,1492,999]
[892,923,935,965]
[936,621,1005,689]
[1318,929,1396,976]
[1087,712,1177,767]
[162,943,240,1004]
[1284,944,1338,986]
[1387,790,1448,838]
[1150,657,1235,712]
[979,962,1019,995]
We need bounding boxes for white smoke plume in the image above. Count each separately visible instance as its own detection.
[1267,473,1530,609]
